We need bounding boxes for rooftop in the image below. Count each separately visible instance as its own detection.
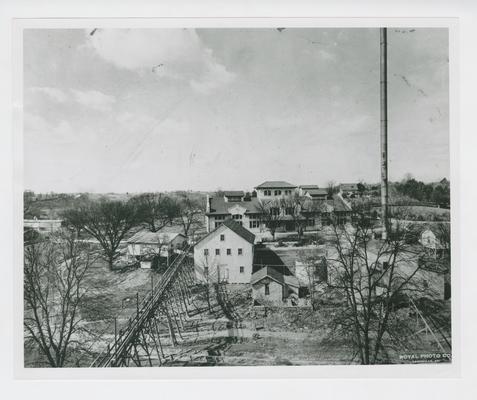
[224,190,245,197]
[299,185,320,190]
[340,183,359,191]
[196,218,256,246]
[255,181,297,189]
[250,266,299,287]
[221,219,256,244]
[127,230,184,244]
[207,196,262,215]
[305,188,328,196]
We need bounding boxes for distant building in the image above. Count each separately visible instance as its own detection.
[223,191,245,202]
[194,219,255,284]
[299,185,328,201]
[24,218,62,233]
[340,183,360,197]
[251,266,300,306]
[255,181,297,201]
[205,193,264,234]
[127,230,187,268]
[205,181,354,240]
[419,227,448,259]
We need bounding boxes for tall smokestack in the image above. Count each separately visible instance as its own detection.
[380,27,389,240]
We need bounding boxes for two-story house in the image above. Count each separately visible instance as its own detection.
[255,181,297,202]
[194,219,256,284]
[205,191,264,235]
[299,185,329,201]
[204,181,354,241]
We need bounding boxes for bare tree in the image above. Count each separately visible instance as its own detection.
[177,194,205,238]
[324,207,427,364]
[297,248,328,310]
[24,232,95,367]
[195,254,223,312]
[281,193,310,240]
[132,193,180,232]
[257,199,282,240]
[62,200,139,269]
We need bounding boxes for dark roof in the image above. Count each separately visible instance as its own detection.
[305,188,328,196]
[207,196,262,215]
[340,183,359,191]
[317,195,352,212]
[224,191,244,197]
[255,181,297,189]
[196,218,256,246]
[250,266,299,287]
[300,185,320,190]
[221,219,256,244]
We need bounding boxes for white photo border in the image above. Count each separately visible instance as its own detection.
[11,16,460,381]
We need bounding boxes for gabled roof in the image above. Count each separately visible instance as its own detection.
[250,266,299,287]
[221,219,256,244]
[128,230,185,244]
[224,191,244,197]
[255,181,297,189]
[195,218,256,246]
[329,195,352,212]
[305,188,328,197]
[207,196,262,215]
[300,185,320,190]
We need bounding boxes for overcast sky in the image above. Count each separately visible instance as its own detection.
[23,28,449,193]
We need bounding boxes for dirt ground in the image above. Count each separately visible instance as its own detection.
[26,251,451,367]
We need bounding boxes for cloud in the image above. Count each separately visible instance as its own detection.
[86,29,235,94]
[71,89,116,112]
[28,86,116,112]
[29,86,68,102]
[24,112,77,144]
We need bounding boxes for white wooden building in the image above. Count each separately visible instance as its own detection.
[193,219,255,284]
[127,230,187,268]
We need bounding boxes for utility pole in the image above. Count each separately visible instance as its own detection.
[380,27,389,240]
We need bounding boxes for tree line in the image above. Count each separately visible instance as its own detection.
[58,192,204,269]
[393,177,450,206]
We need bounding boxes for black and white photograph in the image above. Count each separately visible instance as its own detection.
[20,24,453,369]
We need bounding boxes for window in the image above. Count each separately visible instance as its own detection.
[285,207,293,215]
[227,248,231,255]
[264,190,271,196]
[264,283,270,295]
[204,249,209,256]
[215,222,222,229]
[238,248,243,255]
[285,190,292,195]
[249,220,260,229]
[215,249,220,255]
[240,266,244,273]
[220,234,225,241]
[204,266,209,276]
[232,214,242,220]
[307,218,315,227]
[274,190,282,196]
[271,207,280,216]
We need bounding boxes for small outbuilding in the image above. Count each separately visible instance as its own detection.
[419,226,449,259]
[250,266,300,306]
[127,230,187,268]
